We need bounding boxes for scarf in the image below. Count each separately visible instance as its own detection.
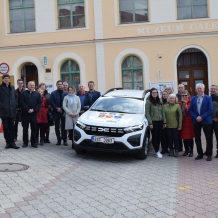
[181,99,189,117]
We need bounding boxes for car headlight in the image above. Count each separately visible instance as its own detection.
[76,121,86,130]
[124,123,144,133]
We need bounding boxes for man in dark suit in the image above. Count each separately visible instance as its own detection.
[20,81,42,148]
[84,81,101,108]
[190,83,213,161]
[0,74,19,149]
[50,80,68,145]
[210,84,218,158]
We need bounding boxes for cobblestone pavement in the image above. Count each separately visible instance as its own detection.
[0,124,218,218]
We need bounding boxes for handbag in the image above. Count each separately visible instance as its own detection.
[16,110,22,122]
[47,112,54,126]
[0,122,3,133]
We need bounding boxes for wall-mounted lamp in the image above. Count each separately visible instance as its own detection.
[158,53,162,58]
[157,71,162,79]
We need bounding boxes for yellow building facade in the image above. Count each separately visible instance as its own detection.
[0,0,218,95]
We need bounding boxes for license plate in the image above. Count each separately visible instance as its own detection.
[91,136,114,144]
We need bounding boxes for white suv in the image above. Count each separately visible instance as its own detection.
[74,89,151,159]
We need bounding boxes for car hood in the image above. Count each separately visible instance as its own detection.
[79,111,144,127]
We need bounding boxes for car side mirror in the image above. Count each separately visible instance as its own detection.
[84,106,89,111]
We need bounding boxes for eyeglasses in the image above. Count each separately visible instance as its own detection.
[152,92,158,94]
[182,95,188,97]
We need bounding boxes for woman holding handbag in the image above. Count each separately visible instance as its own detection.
[179,90,195,157]
[36,89,49,145]
[63,86,81,148]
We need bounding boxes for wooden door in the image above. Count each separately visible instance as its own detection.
[178,66,208,96]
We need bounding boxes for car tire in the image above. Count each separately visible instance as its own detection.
[136,130,149,160]
[75,146,87,154]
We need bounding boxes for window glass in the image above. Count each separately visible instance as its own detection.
[60,60,80,89]
[193,0,207,5]
[9,0,35,33]
[177,0,191,6]
[120,0,148,23]
[194,70,204,78]
[122,56,143,90]
[178,7,191,19]
[193,5,207,18]
[58,0,85,28]
[177,0,207,19]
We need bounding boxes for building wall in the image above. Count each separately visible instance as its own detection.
[0,0,218,93]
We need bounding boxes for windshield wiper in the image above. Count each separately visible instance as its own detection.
[109,111,137,114]
[91,109,107,112]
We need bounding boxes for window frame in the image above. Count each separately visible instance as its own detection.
[9,0,35,33]
[177,0,208,20]
[60,60,80,88]
[122,56,144,90]
[119,0,149,24]
[57,0,85,29]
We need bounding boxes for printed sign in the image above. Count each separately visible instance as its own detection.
[0,63,9,74]
[150,82,174,97]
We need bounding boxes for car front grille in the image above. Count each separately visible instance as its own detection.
[79,140,128,150]
[83,125,126,137]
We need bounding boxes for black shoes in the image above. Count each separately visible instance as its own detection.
[63,141,68,146]
[189,152,193,157]
[5,143,10,149]
[203,151,207,156]
[195,155,203,160]
[39,138,44,146]
[207,156,212,161]
[44,139,50,143]
[215,153,218,158]
[22,144,28,148]
[31,144,38,148]
[182,152,189,156]
[56,141,61,146]
[10,143,20,149]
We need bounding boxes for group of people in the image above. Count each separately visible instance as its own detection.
[0,74,100,149]
[1,73,217,162]
[146,83,218,161]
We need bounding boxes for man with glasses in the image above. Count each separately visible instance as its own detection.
[190,83,213,161]
[210,84,218,158]
[176,84,185,102]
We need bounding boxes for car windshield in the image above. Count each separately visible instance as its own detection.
[91,97,144,114]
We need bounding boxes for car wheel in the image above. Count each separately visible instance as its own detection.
[136,130,149,160]
[75,147,87,154]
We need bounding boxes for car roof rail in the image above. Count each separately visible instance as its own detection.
[142,89,150,98]
[102,87,123,96]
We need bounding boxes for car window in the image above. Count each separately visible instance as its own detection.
[91,97,144,114]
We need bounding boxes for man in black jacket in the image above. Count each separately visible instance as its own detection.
[209,84,218,158]
[20,81,42,148]
[84,81,101,108]
[50,80,67,145]
[0,74,19,149]
[14,79,25,141]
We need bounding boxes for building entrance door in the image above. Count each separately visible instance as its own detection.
[177,48,208,96]
[21,63,38,89]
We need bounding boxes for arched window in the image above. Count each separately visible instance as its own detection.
[122,56,143,90]
[60,60,80,88]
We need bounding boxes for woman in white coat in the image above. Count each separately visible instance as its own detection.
[63,86,81,148]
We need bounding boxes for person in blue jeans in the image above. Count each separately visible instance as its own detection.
[190,83,213,161]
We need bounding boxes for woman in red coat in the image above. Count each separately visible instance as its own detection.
[179,90,195,157]
[36,89,48,145]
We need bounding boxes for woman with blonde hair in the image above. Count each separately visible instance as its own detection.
[164,94,182,157]
[63,86,81,148]
[179,90,195,157]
